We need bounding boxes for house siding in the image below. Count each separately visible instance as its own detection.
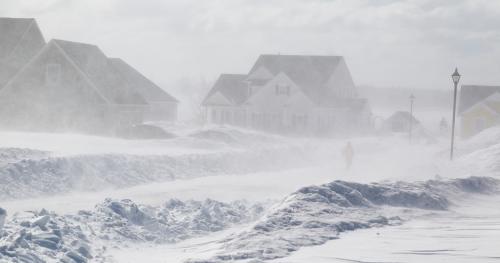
[0,42,122,134]
[461,105,498,138]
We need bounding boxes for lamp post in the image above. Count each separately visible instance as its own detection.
[409,94,415,143]
[450,68,461,160]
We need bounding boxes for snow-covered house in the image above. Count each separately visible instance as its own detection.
[0,17,179,134]
[202,55,371,134]
[459,85,500,138]
[109,58,178,122]
[0,18,45,88]
[382,111,420,133]
[0,39,148,133]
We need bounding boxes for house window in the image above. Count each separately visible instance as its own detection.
[46,63,61,85]
[275,84,290,96]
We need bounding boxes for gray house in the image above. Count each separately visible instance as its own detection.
[0,39,148,133]
[110,58,178,122]
[0,17,45,88]
[202,54,371,134]
[0,18,178,134]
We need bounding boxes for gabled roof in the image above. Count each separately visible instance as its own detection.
[461,91,500,115]
[0,17,45,87]
[52,39,147,105]
[0,18,39,60]
[248,55,344,102]
[459,85,500,114]
[202,74,248,105]
[109,58,178,103]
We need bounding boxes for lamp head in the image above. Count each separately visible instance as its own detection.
[452,68,461,84]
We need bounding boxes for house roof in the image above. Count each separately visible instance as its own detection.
[0,17,45,87]
[203,55,357,108]
[459,85,500,114]
[202,74,248,105]
[248,55,344,103]
[461,92,500,115]
[52,39,147,105]
[109,58,178,103]
[0,18,37,60]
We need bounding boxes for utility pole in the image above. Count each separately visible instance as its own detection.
[409,94,415,143]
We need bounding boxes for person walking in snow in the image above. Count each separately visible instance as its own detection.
[342,141,354,170]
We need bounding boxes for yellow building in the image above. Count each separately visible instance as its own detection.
[459,85,500,138]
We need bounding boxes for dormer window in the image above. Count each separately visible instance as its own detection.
[275,84,290,96]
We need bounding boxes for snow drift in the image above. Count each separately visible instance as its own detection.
[0,144,319,200]
[188,176,500,262]
[0,177,497,263]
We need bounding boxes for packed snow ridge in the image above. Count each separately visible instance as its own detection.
[0,199,264,263]
[188,176,500,262]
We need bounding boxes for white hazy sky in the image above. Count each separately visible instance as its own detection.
[2,0,500,91]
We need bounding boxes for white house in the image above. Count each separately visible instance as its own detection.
[202,55,371,134]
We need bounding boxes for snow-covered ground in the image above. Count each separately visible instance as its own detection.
[1,121,500,262]
[280,194,500,263]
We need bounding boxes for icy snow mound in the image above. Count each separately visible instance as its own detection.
[83,198,264,244]
[0,209,104,263]
[188,176,499,262]
[0,199,264,262]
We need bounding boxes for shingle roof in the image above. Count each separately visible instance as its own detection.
[459,85,500,113]
[52,39,147,105]
[202,74,248,105]
[248,55,344,103]
[0,17,45,87]
[109,58,178,103]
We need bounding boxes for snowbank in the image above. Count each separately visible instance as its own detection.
[0,199,264,263]
[0,144,319,200]
[0,177,497,263]
[188,176,499,262]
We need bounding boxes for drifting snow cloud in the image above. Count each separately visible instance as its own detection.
[1,0,500,93]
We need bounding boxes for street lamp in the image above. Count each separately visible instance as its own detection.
[450,68,461,160]
[409,94,415,143]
